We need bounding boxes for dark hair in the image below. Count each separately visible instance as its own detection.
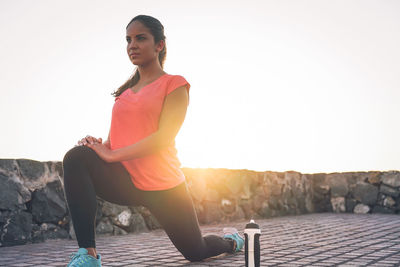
[111,15,167,97]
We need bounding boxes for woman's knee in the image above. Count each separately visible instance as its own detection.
[183,252,205,262]
[62,146,97,183]
[178,244,207,262]
[63,145,94,166]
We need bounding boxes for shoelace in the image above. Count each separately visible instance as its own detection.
[68,253,82,267]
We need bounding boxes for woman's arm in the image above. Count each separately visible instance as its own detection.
[111,85,189,162]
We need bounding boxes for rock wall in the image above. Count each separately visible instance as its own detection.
[0,158,399,247]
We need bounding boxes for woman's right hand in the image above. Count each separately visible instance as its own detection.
[76,135,102,147]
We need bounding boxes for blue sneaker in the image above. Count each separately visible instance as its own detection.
[223,227,244,252]
[67,248,101,267]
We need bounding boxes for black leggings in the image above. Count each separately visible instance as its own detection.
[62,145,233,262]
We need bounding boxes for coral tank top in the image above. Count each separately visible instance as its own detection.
[109,73,190,191]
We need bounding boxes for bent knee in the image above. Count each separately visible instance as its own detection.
[183,252,205,262]
[63,145,93,163]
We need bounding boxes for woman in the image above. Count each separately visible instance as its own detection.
[63,15,244,267]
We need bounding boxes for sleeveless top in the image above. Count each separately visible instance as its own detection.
[110,73,190,191]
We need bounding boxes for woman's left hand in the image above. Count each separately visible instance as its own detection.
[86,142,116,163]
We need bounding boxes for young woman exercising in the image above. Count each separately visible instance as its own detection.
[62,14,244,266]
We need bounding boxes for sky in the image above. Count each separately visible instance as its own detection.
[0,0,399,174]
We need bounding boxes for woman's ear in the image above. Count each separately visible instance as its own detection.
[156,40,165,52]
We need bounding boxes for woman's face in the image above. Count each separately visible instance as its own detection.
[126,21,163,66]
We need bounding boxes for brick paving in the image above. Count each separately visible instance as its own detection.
[1,213,400,266]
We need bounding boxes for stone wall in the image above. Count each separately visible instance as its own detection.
[0,158,399,247]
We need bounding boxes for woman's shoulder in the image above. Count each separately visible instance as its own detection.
[165,73,187,79]
[164,73,191,94]
[164,73,189,84]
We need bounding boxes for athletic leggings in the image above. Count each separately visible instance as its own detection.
[62,145,233,262]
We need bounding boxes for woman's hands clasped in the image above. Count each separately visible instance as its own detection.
[76,135,102,146]
[76,135,115,163]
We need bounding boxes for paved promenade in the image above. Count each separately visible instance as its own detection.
[0,213,399,266]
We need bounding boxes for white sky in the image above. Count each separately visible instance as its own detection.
[0,0,399,174]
